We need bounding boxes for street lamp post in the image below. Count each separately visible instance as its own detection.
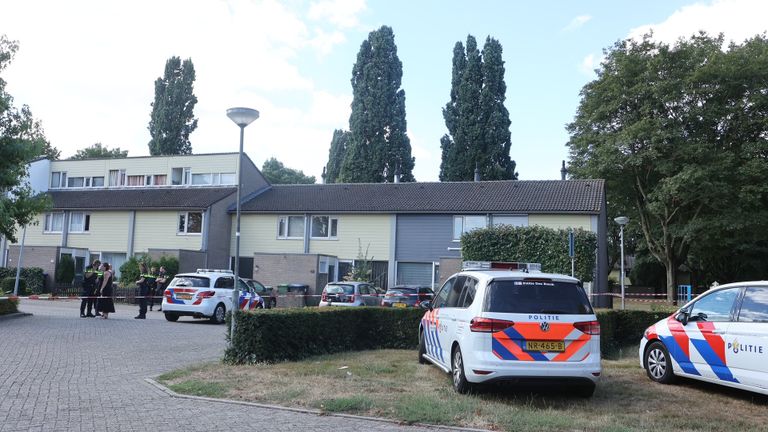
[614,216,629,310]
[226,107,259,345]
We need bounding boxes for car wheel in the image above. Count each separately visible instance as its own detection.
[574,383,596,398]
[645,341,676,384]
[418,330,428,364]
[210,303,226,324]
[164,313,179,322]
[451,346,473,394]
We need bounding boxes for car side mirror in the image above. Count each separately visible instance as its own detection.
[676,310,689,326]
[419,301,433,311]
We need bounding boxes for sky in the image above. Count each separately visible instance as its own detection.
[2,0,768,182]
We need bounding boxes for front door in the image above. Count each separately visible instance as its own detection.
[729,286,768,389]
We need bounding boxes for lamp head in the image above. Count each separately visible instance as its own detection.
[614,216,629,226]
[226,107,260,127]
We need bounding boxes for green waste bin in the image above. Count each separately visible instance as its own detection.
[278,284,289,294]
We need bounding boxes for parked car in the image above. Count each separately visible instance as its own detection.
[162,269,263,324]
[381,285,434,308]
[418,262,600,396]
[640,281,768,396]
[319,281,380,307]
[245,278,275,308]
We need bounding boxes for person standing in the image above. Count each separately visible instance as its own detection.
[155,266,169,312]
[92,259,103,317]
[97,262,115,319]
[148,266,159,312]
[79,265,98,318]
[134,263,154,319]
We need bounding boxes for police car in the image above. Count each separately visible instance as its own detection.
[419,262,601,396]
[640,281,768,395]
[161,269,263,324]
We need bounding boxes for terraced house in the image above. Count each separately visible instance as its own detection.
[3,153,607,303]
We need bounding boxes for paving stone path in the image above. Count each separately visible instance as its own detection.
[1,301,457,432]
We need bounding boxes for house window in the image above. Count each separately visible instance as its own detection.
[126,175,144,186]
[219,173,236,185]
[91,176,105,187]
[143,174,167,186]
[44,212,65,233]
[453,215,487,240]
[311,216,339,239]
[69,212,91,233]
[66,176,85,188]
[50,172,67,188]
[191,173,212,185]
[178,211,203,234]
[277,216,305,239]
[108,169,126,186]
[172,167,191,185]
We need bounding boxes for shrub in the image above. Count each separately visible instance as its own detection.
[1,277,26,295]
[0,267,44,294]
[0,298,19,315]
[224,307,424,364]
[461,225,597,281]
[224,307,671,364]
[120,254,180,286]
[56,255,75,283]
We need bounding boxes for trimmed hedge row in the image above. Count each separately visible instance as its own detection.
[0,298,19,315]
[224,307,671,364]
[0,267,45,294]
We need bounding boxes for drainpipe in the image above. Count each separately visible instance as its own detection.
[304,214,310,253]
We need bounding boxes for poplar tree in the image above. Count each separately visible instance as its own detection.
[440,36,517,181]
[148,57,198,155]
[339,26,415,183]
[324,129,349,183]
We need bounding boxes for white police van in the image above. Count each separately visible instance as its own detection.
[161,269,263,324]
[640,281,768,395]
[419,262,601,396]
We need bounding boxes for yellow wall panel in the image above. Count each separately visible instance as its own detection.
[234,214,304,256]
[133,211,202,252]
[528,214,593,232]
[308,215,391,261]
[67,211,130,252]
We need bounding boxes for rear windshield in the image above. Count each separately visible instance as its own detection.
[170,276,210,288]
[484,280,593,315]
[326,284,354,294]
[386,288,417,295]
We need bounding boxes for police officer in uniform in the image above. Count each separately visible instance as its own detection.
[79,264,98,317]
[135,263,155,319]
[148,266,159,311]
[155,266,169,312]
[91,259,103,317]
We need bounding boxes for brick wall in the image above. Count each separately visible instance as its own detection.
[7,245,59,288]
[438,257,462,286]
[252,253,320,308]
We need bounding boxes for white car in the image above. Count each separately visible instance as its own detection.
[419,263,601,396]
[640,281,768,395]
[319,281,380,307]
[162,269,263,324]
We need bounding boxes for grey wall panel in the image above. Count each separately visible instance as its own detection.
[396,214,461,262]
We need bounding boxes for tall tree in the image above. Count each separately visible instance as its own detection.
[70,142,128,160]
[567,33,768,301]
[324,129,349,183]
[440,35,517,181]
[261,157,316,184]
[148,57,198,155]
[0,35,52,242]
[340,26,415,183]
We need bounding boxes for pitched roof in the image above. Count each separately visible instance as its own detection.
[239,180,604,214]
[49,187,236,210]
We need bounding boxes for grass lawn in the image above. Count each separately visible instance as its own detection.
[158,349,768,431]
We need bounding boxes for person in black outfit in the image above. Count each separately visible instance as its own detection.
[135,263,154,319]
[155,266,169,312]
[79,265,98,318]
[148,266,159,312]
[92,259,103,317]
[96,263,116,319]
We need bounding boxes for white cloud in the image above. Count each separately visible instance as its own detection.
[0,0,366,180]
[628,0,768,46]
[579,53,600,76]
[563,15,592,32]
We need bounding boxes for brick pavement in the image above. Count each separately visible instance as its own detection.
[0,301,459,432]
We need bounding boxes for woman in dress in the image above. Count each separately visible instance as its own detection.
[97,262,116,319]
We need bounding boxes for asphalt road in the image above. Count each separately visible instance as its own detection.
[0,300,458,432]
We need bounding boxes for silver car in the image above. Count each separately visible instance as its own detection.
[319,282,380,307]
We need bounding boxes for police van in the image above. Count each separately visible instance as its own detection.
[640,281,768,395]
[419,261,601,396]
[161,269,263,324]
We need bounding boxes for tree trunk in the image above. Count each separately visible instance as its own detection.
[665,257,677,304]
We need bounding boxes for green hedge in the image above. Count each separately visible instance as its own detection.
[223,307,670,364]
[224,307,424,364]
[0,298,19,315]
[461,225,597,282]
[0,267,44,294]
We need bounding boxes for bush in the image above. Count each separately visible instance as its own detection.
[0,298,19,315]
[56,254,75,283]
[1,277,26,295]
[119,254,179,286]
[0,267,44,294]
[224,307,671,364]
[461,225,597,282]
[224,307,424,364]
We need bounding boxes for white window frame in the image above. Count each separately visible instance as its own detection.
[66,176,86,188]
[69,212,91,233]
[44,212,65,233]
[172,167,192,186]
[277,215,305,239]
[50,171,67,189]
[178,211,203,235]
[452,215,487,241]
[108,169,126,187]
[310,215,339,240]
[91,176,105,187]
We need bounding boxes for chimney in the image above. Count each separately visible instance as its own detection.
[560,160,567,180]
[394,165,401,183]
[474,163,481,182]
[321,166,327,184]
